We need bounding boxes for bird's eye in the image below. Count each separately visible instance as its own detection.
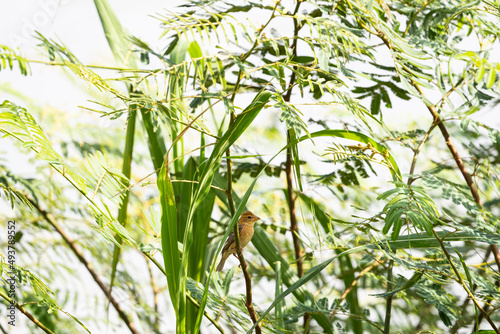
[247,216,252,219]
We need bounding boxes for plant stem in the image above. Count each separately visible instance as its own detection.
[374,25,500,332]
[230,3,279,105]
[0,290,54,334]
[412,85,481,204]
[146,258,160,331]
[408,122,437,185]
[412,82,500,280]
[110,103,137,303]
[383,259,394,334]
[283,0,310,330]
[225,112,261,333]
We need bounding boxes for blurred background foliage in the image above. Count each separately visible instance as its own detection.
[1,0,500,333]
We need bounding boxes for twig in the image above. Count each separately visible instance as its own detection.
[412,82,500,283]
[145,258,160,331]
[230,2,279,105]
[0,290,54,334]
[412,85,482,204]
[408,122,437,185]
[373,25,500,332]
[166,99,222,159]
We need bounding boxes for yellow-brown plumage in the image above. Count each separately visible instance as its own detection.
[216,211,260,272]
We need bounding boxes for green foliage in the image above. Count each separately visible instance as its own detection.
[2,0,500,333]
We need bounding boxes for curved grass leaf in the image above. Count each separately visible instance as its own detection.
[298,129,401,181]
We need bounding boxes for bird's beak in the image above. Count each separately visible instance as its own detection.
[255,215,261,221]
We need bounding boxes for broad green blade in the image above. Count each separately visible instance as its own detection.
[93,0,130,64]
[274,261,284,330]
[92,0,139,302]
[109,106,136,300]
[158,163,181,329]
[141,107,167,173]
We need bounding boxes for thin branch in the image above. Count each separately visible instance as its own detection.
[412,84,482,204]
[230,2,279,105]
[112,142,218,198]
[412,83,500,275]
[145,258,160,332]
[433,230,499,333]
[373,25,500,332]
[408,122,437,185]
[0,290,54,334]
[166,99,222,158]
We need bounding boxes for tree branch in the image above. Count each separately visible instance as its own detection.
[26,197,139,334]
[0,290,54,334]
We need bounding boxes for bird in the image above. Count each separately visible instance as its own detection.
[216,211,260,272]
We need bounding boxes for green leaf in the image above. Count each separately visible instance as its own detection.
[298,129,401,181]
[372,271,423,298]
[93,0,132,65]
[157,164,181,326]
[475,62,486,83]
[486,66,496,89]
[318,49,329,71]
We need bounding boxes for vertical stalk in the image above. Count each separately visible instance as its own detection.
[110,105,137,294]
[225,113,261,333]
[283,1,309,329]
[383,259,394,334]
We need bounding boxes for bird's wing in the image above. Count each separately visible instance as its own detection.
[222,225,244,252]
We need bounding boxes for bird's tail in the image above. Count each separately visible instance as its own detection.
[216,253,229,272]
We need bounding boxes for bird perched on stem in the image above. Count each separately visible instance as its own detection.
[216,211,260,272]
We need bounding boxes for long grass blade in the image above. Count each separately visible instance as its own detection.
[157,163,181,329]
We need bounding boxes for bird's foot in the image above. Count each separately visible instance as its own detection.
[238,260,249,270]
